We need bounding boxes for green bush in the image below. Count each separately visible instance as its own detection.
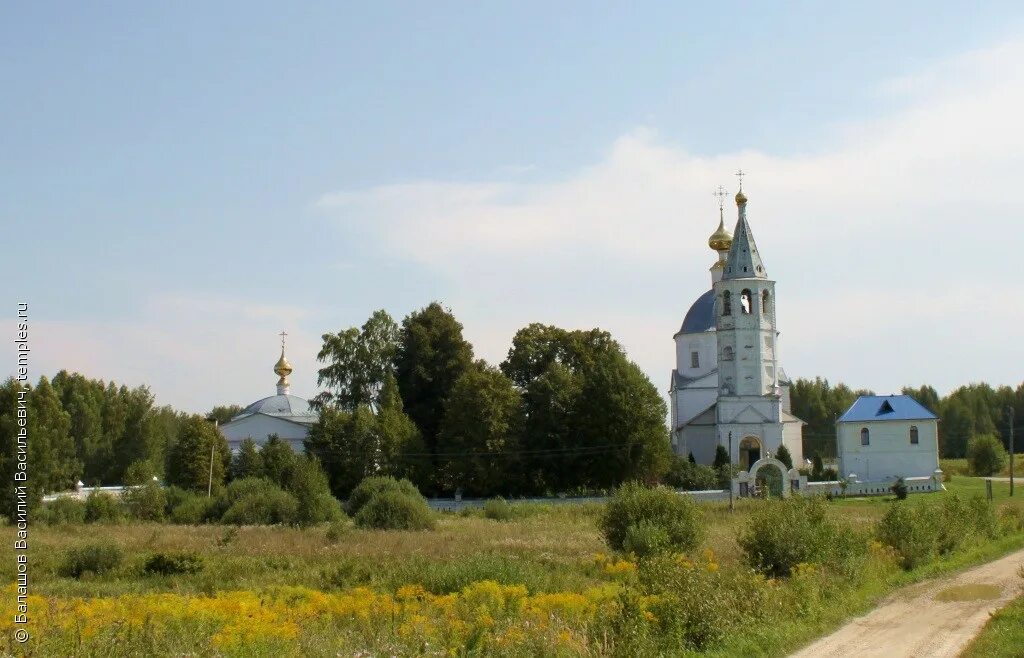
[891,478,908,500]
[346,476,424,517]
[633,554,773,651]
[84,491,124,523]
[663,456,718,491]
[285,458,344,526]
[40,497,86,525]
[354,490,434,530]
[169,494,214,525]
[325,519,350,543]
[967,434,1008,476]
[600,483,706,556]
[143,552,204,576]
[737,496,858,577]
[60,543,123,578]
[221,487,300,525]
[876,500,939,569]
[123,482,167,522]
[623,520,671,558]
[483,497,513,521]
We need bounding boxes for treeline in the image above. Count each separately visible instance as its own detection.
[305,304,671,499]
[790,378,1024,459]
[0,374,188,515]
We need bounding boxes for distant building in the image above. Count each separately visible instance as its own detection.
[670,183,805,468]
[836,395,939,480]
[219,341,317,453]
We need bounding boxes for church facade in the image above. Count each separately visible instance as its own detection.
[670,184,805,468]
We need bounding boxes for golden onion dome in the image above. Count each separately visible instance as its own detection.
[274,350,293,378]
[708,217,733,252]
[735,189,747,205]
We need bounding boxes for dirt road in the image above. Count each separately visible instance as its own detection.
[789,548,1024,658]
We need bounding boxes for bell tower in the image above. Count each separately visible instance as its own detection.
[712,174,785,465]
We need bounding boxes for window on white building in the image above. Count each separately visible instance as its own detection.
[741,289,753,314]
[910,426,919,445]
[762,290,771,314]
[722,291,732,316]
[723,346,734,361]
[691,351,700,368]
[861,428,870,446]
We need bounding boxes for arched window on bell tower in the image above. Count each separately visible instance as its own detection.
[722,291,732,316]
[740,289,753,314]
[762,290,771,315]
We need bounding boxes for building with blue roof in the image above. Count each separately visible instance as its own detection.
[836,395,940,481]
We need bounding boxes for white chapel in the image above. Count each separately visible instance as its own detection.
[670,181,805,468]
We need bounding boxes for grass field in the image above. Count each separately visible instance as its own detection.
[961,591,1024,658]
[3,477,1023,656]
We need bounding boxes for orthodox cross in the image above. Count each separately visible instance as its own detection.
[735,169,746,191]
[279,330,288,349]
[713,185,729,212]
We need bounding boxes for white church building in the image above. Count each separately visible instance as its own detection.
[670,183,805,469]
[219,342,318,453]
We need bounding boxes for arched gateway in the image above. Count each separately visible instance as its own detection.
[747,457,791,498]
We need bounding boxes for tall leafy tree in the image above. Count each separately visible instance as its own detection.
[260,434,297,486]
[165,416,230,493]
[438,361,523,495]
[305,405,380,499]
[29,376,81,494]
[207,405,244,425]
[313,310,400,411]
[231,438,265,480]
[394,302,473,480]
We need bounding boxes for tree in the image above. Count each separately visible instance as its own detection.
[165,416,230,493]
[713,445,730,470]
[231,438,264,480]
[775,444,793,470]
[313,310,400,412]
[305,406,380,499]
[207,405,243,425]
[373,373,428,487]
[437,361,523,495]
[29,376,81,494]
[502,324,670,492]
[966,434,1008,476]
[811,452,824,479]
[940,399,974,459]
[260,435,296,487]
[394,303,473,487]
[283,456,343,526]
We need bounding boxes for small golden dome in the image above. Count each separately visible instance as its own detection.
[735,189,747,205]
[274,350,293,378]
[708,217,733,252]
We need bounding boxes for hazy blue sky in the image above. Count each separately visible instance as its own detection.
[3,2,1023,412]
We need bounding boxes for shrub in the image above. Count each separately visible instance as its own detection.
[891,478,908,500]
[737,496,857,577]
[169,494,214,525]
[354,490,434,530]
[123,460,158,486]
[967,434,1008,476]
[84,491,124,523]
[346,476,424,517]
[998,505,1024,534]
[60,543,123,578]
[285,458,344,526]
[325,519,350,543]
[623,520,671,558]
[221,487,300,525]
[876,501,939,569]
[601,483,706,556]
[40,497,86,525]
[123,482,167,522]
[664,456,718,491]
[143,552,204,576]
[483,497,513,521]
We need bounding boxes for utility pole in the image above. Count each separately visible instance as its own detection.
[208,419,218,498]
[1008,406,1015,497]
[728,431,734,512]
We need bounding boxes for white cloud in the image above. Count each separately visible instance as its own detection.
[318,38,1024,397]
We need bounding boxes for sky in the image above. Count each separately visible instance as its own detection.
[2,2,1024,413]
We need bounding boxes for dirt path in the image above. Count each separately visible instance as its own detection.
[789,548,1024,658]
